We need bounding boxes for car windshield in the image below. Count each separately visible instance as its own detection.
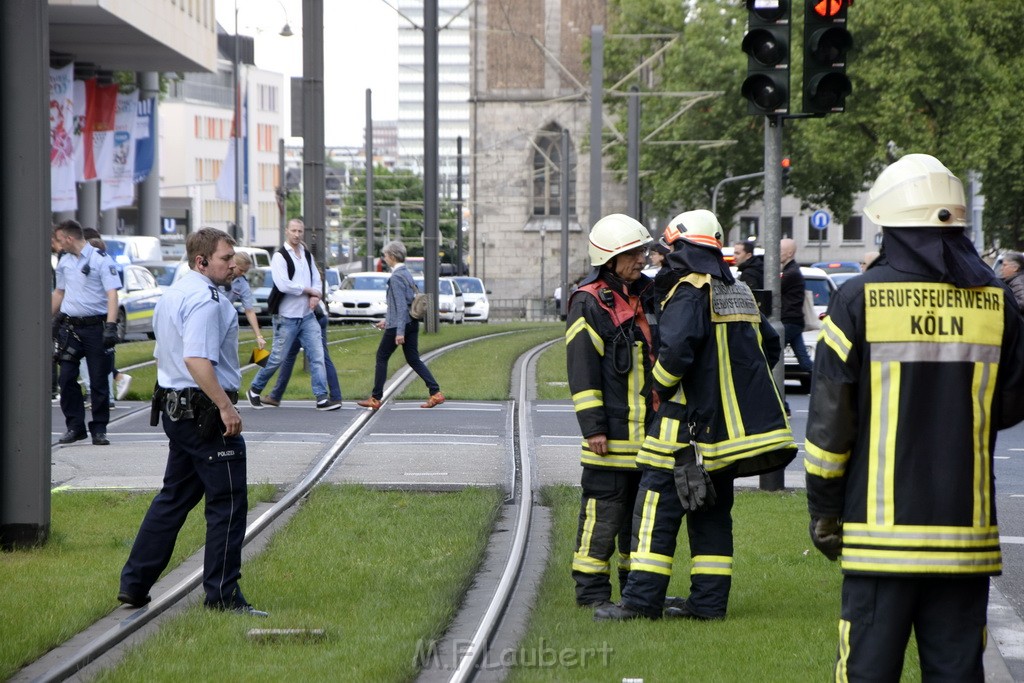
[454,277,484,293]
[439,280,452,295]
[346,276,389,290]
[325,270,341,287]
[247,269,274,289]
[145,265,177,286]
[805,278,832,307]
[405,258,425,274]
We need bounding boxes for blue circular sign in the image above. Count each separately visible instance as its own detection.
[811,210,831,231]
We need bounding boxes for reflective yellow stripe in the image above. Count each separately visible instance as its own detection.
[628,341,646,443]
[630,551,674,576]
[843,523,999,548]
[617,554,631,572]
[716,326,743,440]
[565,317,604,355]
[835,619,851,682]
[572,389,603,413]
[652,360,681,387]
[867,361,899,527]
[820,316,852,363]
[840,547,1001,574]
[578,497,596,555]
[635,449,675,470]
[972,361,997,527]
[804,440,849,478]
[126,308,154,322]
[637,489,658,555]
[572,553,610,574]
[580,438,641,468]
[690,554,733,576]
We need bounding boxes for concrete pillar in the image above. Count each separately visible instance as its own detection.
[137,71,161,238]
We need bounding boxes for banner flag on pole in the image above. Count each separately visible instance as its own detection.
[83,80,118,182]
[216,84,247,202]
[49,63,77,212]
[101,90,139,210]
[133,96,155,183]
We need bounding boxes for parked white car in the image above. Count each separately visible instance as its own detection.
[328,271,390,322]
[452,276,489,322]
[413,276,465,324]
[784,266,836,392]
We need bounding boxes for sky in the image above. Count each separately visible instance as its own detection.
[215,0,400,148]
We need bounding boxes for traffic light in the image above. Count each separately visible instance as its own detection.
[802,0,853,114]
[741,0,791,116]
[781,156,791,184]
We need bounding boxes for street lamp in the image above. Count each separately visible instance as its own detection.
[233,0,292,244]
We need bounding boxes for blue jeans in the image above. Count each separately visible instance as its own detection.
[270,312,341,401]
[784,322,813,374]
[251,314,328,399]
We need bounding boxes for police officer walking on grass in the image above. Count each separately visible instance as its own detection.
[119,228,267,617]
[805,154,1024,680]
[566,214,658,610]
[595,210,796,622]
[51,219,120,446]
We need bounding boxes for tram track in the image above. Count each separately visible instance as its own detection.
[30,330,558,682]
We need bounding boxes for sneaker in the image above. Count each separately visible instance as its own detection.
[420,392,445,409]
[356,397,382,411]
[316,399,342,411]
[115,373,133,400]
[247,387,264,409]
[261,395,281,407]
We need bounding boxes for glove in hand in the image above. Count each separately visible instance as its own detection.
[809,516,842,561]
[102,322,119,349]
[673,448,717,512]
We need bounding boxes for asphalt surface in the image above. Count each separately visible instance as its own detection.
[48,390,1024,680]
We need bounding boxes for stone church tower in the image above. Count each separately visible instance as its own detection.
[469,0,627,306]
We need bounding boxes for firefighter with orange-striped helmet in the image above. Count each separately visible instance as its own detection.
[805,154,1024,678]
[596,209,796,622]
[565,213,658,608]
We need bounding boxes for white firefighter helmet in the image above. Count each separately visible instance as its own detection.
[864,154,966,228]
[588,213,653,267]
[662,209,723,250]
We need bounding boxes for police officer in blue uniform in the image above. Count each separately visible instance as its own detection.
[119,228,267,616]
[51,220,121,445]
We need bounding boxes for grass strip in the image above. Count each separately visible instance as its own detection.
[396,325,563,401]
[535,339,569,400]
[95,485,503,682]
[507,486,920,682]
[0,484,277,680]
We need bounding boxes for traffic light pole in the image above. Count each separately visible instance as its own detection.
[762,114,786,492]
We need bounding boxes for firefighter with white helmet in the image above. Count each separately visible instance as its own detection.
[566,213,658,609]
[806,154,1024,678]
[596,208,796,622]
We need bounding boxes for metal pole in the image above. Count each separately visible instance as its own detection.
[589,25,603,228]
[560,129,570,319]
[278,137,286,246]
[302,0,325,266]
[364,88,374,271]
[137,72,161,238]
[0,0,50,548]
[540,227,546,302]
[423,0,440,332]
[627,86,640,220]
[452,151,459,269]
[761,116,785,492]
[233,1,243,243]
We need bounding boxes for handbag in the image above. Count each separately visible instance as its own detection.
[803,290,821,331]
[409,277,429,320]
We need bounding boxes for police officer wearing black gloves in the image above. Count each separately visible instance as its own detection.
[119,228,267,617]
[566,214,658,609]
[595,210,796,622]
[805,154,1024,679]
[51,220,120,446]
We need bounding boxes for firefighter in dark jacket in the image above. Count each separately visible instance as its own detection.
[805,154,1024,680]
[596,210,796,621]
[566,213,658,608]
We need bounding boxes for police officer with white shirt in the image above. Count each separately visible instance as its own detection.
[118,228,267,616]
[51,220,120,446]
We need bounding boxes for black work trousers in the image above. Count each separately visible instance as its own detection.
[572,468,641,605]
[621,466,735,618]
[58,321,111,435]
[835,575,988,682]
[120,413,249,608]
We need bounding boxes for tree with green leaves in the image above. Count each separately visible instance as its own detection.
[600,0,1024,251]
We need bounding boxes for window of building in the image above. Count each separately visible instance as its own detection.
[843,215,863,242]
[781,216,793,239]
[531,126,575,217]
[259,84,278,113]
[738,216,759,241]
[807,216,828,242]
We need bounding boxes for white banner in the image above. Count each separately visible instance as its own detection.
[49,63,76,212]
[101,91,139,210]
[72,79,87,182]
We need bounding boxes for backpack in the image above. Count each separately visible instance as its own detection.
[266,246,314,315]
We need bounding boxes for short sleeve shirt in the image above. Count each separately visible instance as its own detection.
[229,275,255,311]
[54,243,120,316]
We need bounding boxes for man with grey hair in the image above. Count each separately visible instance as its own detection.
[999,251,1024,313]
[357,240,444,410]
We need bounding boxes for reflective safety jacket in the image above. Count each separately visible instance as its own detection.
[805,266,1024,577]
[566,275,657,470]
[637,273,797,475]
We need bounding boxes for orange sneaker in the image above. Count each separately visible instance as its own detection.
[356,397,382,411]
[420,392,445,409]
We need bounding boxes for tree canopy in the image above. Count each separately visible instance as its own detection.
[600,0,1024,252]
